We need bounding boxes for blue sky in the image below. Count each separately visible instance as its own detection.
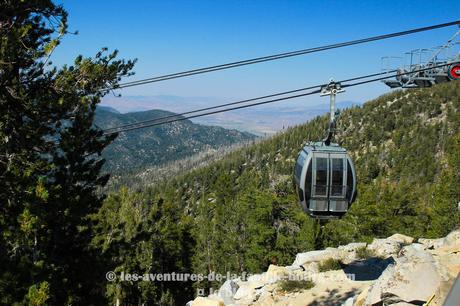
[53,1,460,109]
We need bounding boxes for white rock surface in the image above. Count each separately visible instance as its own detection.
[190,296,224,306]
[292,248,342,266]
[338,242,368,263]
[343,296,354,306]
[418,230,460,250]
[367,237,401,258]
[418,237,445,249]
[444,230,460,246]
[366,244,445,305]
[387,233,414,244]
[196,230,460,306]
[233,280,263,304]
[217,279,239,305]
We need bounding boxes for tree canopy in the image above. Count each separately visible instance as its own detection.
[0,1,135,304]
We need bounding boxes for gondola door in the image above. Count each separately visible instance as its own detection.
[310,152,329,212]
[329,154,348,212]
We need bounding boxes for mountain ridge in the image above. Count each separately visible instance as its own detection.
[95,108,256,172]
[100,95,362,135]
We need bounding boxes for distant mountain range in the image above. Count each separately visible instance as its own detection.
[95,107,256,173]
[192,100,361,135]
[101,95,362,135]
[96,96,361,174]
[97,105,120,114]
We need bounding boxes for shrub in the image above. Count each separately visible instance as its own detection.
[356,246,378,259]
[318,258,342,272]
[278,280,315,292]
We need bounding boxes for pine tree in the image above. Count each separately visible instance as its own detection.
[429,132,460,237]
[0,1,135,304]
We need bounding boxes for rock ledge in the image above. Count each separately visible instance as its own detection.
[189,230,460,306]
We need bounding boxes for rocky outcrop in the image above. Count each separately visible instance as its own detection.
[189,297,225,306]
[188,230,460,306]
[365,244,445,304]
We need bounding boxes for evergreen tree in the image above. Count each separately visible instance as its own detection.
[429,132,460,236]
[0,1,135,304]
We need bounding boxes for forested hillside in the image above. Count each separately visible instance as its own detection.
[95,108,256,172]
[93,81,460,304]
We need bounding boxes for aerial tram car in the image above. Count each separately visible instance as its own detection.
[294,81,357,219]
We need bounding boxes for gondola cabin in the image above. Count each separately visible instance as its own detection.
[294,141,357,219]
